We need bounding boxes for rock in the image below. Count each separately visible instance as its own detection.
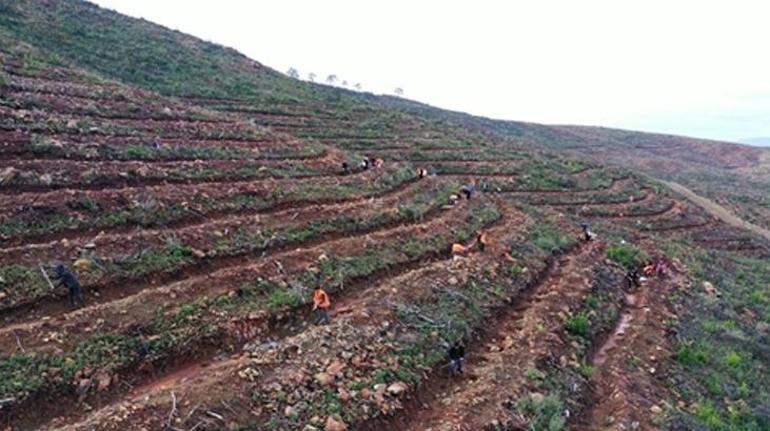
[359,388,371,400]
[303,426,320,431]
[315,372,333,385]
[387,381,408,396]
[96,371,112,391]
[191,248,206,259]
[702,281,719,296]
[326,360,346,376]
[324,415,348,431]
[39,173,53,186]
[650,405,663,414]
[502,336,514,349]
[284,405,298,418]
[135,166,151,177]
[338,388,350,401]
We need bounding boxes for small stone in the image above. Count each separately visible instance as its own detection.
[324,415,348,431]
[284,405,298,418]
[315,372,333,385]
[39,173,53,185]
[650,405,663,414]
[387,381,408,396]
[326,360,346,376]
[338,388,350,401]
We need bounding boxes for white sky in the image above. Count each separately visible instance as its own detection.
[92,0,770,142]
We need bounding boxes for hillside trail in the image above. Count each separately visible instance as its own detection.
[576,261,686,430]
[0,174,429,262]
[659,179,770,241]
[388,239,604,431]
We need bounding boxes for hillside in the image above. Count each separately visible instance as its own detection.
[1,1,770,430]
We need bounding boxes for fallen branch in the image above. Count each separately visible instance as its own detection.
[206,410,224,421]
[165,391,177,429]
[11,331,24,353]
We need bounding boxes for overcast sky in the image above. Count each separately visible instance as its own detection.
[92,0,770,143]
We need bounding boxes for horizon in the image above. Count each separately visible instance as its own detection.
[91,0,770,144]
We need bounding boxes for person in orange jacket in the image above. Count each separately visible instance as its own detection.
[477,231,489,252]
[313,286,331,325]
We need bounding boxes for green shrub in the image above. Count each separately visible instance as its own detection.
[514,394,566,431]
[564,312,591,337]
[675,342,710,366]
[606,242,645,269]
[265,288,303,310]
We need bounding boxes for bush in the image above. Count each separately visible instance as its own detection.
[564,312,591,337]
[514,394,566,431]
[606,242,645,269]
[675,342,710,366]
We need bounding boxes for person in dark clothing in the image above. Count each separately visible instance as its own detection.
[341,162,350,175]
[626,267,641,289]
[461,180,477,200]
[580,222,596,241]
[448,341,466,376]
[53,264,85,307]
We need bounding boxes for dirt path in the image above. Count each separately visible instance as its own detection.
[659,179,770,242]
[391,240,604,431]
[576,271,683,430]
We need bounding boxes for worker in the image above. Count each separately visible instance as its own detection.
[448,194,460,207]
[360,159,370,171]
[374,158,384,169]
[312,286,331,325]
[460,179,477,200]
[418,168,428,179]
[625,267,641,289]
[581,222,597,241]
[643,261,655,276]
[654,260,668,277]
[477,231,489,252]
[448,341,466,376]
[451,243,470,256]
[53,264,85,308]
[72,256,92,273]
[341,162,350,176]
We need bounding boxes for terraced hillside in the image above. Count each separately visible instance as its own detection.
[1,1,770,430]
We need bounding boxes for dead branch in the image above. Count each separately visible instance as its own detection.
[206,410,224,421]
[220,400,237,414]
[165,391,177,429]
[11,331,24,353]
[183,402,201,423]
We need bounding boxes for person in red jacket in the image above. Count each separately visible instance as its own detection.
[313,286,331,325]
